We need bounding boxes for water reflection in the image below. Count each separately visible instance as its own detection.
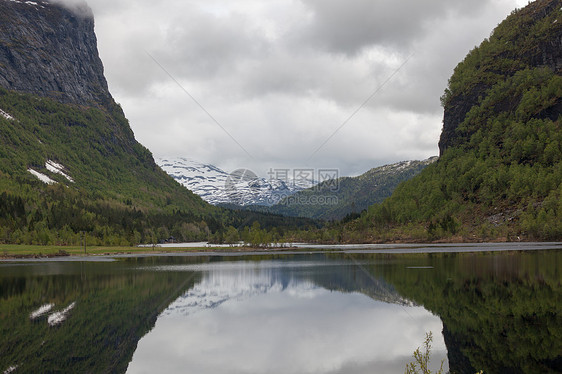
[127,261,448,374]
[0,259,203,373]
[2,250,558,373]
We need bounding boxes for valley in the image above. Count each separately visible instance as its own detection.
[0,0,561,247]
[0,1,560,373]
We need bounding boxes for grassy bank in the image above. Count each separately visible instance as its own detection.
[0,244,209,258]
[0,243,316,258]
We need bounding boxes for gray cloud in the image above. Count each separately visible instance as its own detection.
[158,13,267,80]
[83,0,528,177]
[48,0,93,18]
[298,0,490,55]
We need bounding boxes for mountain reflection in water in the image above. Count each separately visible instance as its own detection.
[1,249,559,374]
[127,260,447,374]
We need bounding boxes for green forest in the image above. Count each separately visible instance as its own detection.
[1,0,562,248]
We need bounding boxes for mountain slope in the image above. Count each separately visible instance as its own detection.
[0,87,209,212]
[157,158,316,206]
[267,158,437,221]
[349,0,562,242]
[0,0,218,245]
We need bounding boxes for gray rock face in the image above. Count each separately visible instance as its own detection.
[0,0,111,106]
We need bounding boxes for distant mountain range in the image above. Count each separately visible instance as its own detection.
[266,157,438,220]
[156,158,316,207]
[157,157,437,220]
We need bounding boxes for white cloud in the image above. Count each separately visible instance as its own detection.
[86,0,528,176]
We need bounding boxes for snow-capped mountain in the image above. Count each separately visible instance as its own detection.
[156,158,316,206]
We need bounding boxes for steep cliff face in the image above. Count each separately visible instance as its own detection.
[439,0,562,154]
[0,0,219,246]
[0,0,110,106]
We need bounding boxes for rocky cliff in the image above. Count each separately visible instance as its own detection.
[439,0,562,154]
[0,0,111,106]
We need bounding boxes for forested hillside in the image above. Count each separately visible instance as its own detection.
[265,158,436,221]
[0,86,224,245]
[345,0,562,242]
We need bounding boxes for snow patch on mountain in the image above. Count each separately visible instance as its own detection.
[46,160,74,182]
[157,158,316,206]
[367,158,438,177]
[27,161,74,185]
[7,0,45,8]
[0,109,15,121]
[28,168,56,185]
[157,158,229,202]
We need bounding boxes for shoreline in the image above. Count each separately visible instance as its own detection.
[1,242,560,262]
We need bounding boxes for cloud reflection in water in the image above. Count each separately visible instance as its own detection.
[127,261,447,373]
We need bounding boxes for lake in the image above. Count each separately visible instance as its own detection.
[0,244,560,373]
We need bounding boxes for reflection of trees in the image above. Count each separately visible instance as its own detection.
[359,251,562,374]
[1,252,560,374]
[0,257,204,373]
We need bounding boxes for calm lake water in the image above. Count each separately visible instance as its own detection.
[0,245,560,373]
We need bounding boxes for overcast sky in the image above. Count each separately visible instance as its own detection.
[81,0,529,177]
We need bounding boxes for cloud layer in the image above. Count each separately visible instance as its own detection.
[79,0,529,176]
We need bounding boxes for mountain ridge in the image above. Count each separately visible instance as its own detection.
[266,157,437,220]
[156,157,436,219]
